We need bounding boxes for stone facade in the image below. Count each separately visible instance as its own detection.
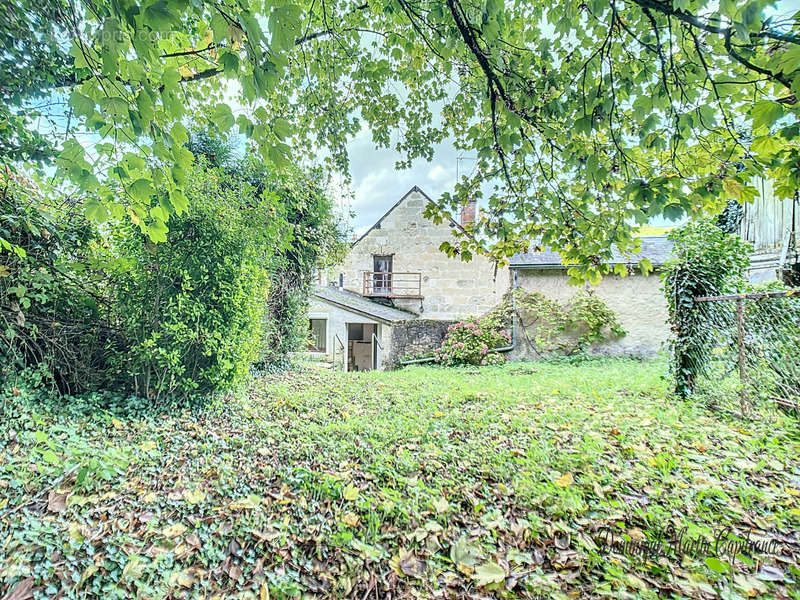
[384,319,457,368]
[310,185,673,368]
[333,187,510,320]
[511,269,670,357]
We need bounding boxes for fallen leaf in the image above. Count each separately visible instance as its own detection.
[162,523,187,538]
[172,569,195,588]
[2,577,33,600]
[47,490,67,513]
[554,472,574,487]
[341,512,360,527]
[433,496,449,513]
[756,565,784,582]
[342,484,359,501]
[450,536,479,567]
[78,564,98,589]
[398,550,426,578]
[229,494,261,510]
[473,561,506,587]
[184,488,206,504]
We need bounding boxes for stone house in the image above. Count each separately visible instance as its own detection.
[305,185,675,369]
[305,182,798,370]
[307,186,508,370]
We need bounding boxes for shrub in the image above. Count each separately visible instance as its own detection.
[253,166,347,366]
[185,133,348,367]
[0,171,112,394]
[435,314,511,366]
[109,162,276,399]
[3,141,344,400]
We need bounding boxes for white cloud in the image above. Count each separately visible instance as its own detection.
[343,128,461,234]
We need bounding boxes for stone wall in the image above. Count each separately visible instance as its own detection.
[334,188,510,319]
[384,319,456,368]
[512,269,670,357]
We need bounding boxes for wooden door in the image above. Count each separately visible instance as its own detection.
[373,255,392,294]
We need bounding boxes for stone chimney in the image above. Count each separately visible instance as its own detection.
[460,199,477,227]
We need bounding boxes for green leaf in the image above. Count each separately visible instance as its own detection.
[129,178,154,203]
[41,450,61,465]
[148,218,169,243]
[272,117,292,140]
[169,123,187,146]
[705,557,730,573]
[69,92,95,118]
[169,189,188,214]
[144,0,179,31]
[100,97,129,119]
[85,200,109,223]
[751,135,782,158]
[213,103,235,132]
[150,204,169,222]
[751,100,783,130]
[220,52,240,75]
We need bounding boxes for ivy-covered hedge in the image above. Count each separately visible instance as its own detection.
[109,163,277,399]
[661,219,750,397]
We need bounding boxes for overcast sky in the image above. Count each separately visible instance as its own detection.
[335,127,468,236]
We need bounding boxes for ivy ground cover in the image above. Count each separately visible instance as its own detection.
[1,359,799,599]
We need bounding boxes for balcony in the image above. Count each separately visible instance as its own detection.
[362,271,422,299]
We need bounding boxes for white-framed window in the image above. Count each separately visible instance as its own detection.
[307,318,327,352]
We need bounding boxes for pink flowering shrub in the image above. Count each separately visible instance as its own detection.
[436,314,510,366]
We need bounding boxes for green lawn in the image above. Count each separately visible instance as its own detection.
[1,359,799,599]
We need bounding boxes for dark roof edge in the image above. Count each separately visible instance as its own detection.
[352,185,471,247]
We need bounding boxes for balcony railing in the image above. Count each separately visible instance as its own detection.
[362,271,422,299]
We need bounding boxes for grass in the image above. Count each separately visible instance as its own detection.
[1,358,799,599]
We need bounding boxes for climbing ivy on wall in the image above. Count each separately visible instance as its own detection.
[490,288,626,357]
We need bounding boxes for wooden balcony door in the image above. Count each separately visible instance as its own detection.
[373,255,392,295]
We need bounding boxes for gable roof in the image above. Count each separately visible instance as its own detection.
[510,236,674,269]
[311,285,417,324]
[352,185,470,246]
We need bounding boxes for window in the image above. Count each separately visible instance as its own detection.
[347,323,364,340]
[307,319,327,352]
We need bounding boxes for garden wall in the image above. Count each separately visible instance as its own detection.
[512,269,670,357]
[385,318,457,368]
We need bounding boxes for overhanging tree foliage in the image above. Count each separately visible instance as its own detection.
[2,0,799,280]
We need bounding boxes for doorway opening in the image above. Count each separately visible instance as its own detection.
[346,322,379,371]
[373,255,393,295]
